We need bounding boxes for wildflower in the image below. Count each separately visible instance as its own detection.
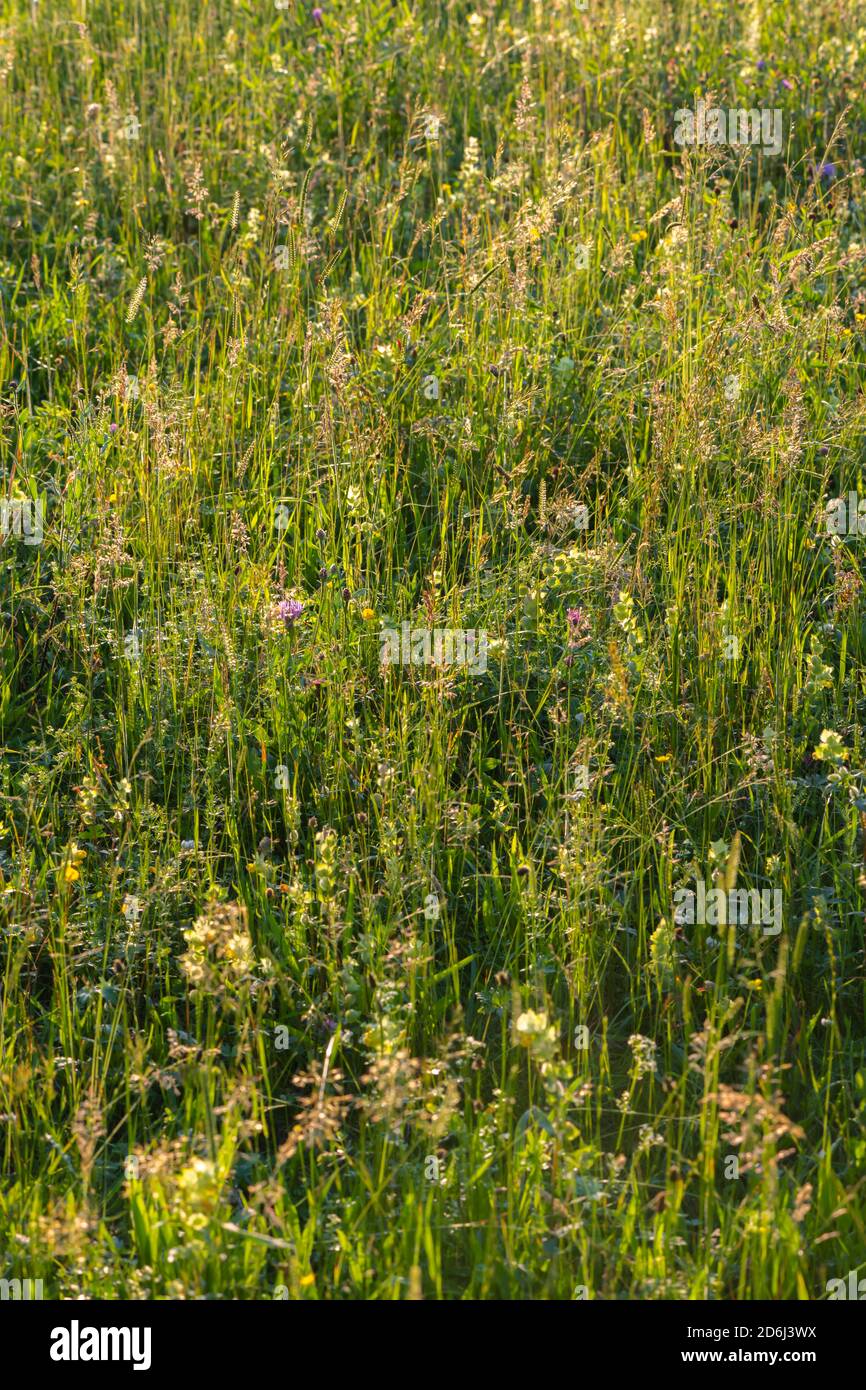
[813,729,849,763]
[513,1010,559,1062]
[636,1123,664,1153]
[315,826,338,903]
[818,162,837,181]
[627,1033,659,1079]
[612,590,643,647]
[60,843,87,885]
[803,637,833,701]
[566,606,589,646]
[179,901,257,997]
[176,1158,222,1232]
[274,598,305,626]
[360,607,376,621]
[312,6,323,21]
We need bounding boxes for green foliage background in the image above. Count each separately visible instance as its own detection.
[1,0,865,1298]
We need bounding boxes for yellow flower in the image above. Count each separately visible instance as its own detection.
[361,607,376,621]
[514,1010,558,1060]
[60,843,86,883]
[630,229,647,242]
[299,1273,315,1287]
[814,729,848,763]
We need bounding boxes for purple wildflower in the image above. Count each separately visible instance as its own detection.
[566,607,590,645]
[275,598,305,626]
[819,161,837,181]
[312,6,323,22]
[756,59,767,71]
[781,77,794,90]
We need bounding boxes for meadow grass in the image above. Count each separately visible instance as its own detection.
[1,0,866,1300]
